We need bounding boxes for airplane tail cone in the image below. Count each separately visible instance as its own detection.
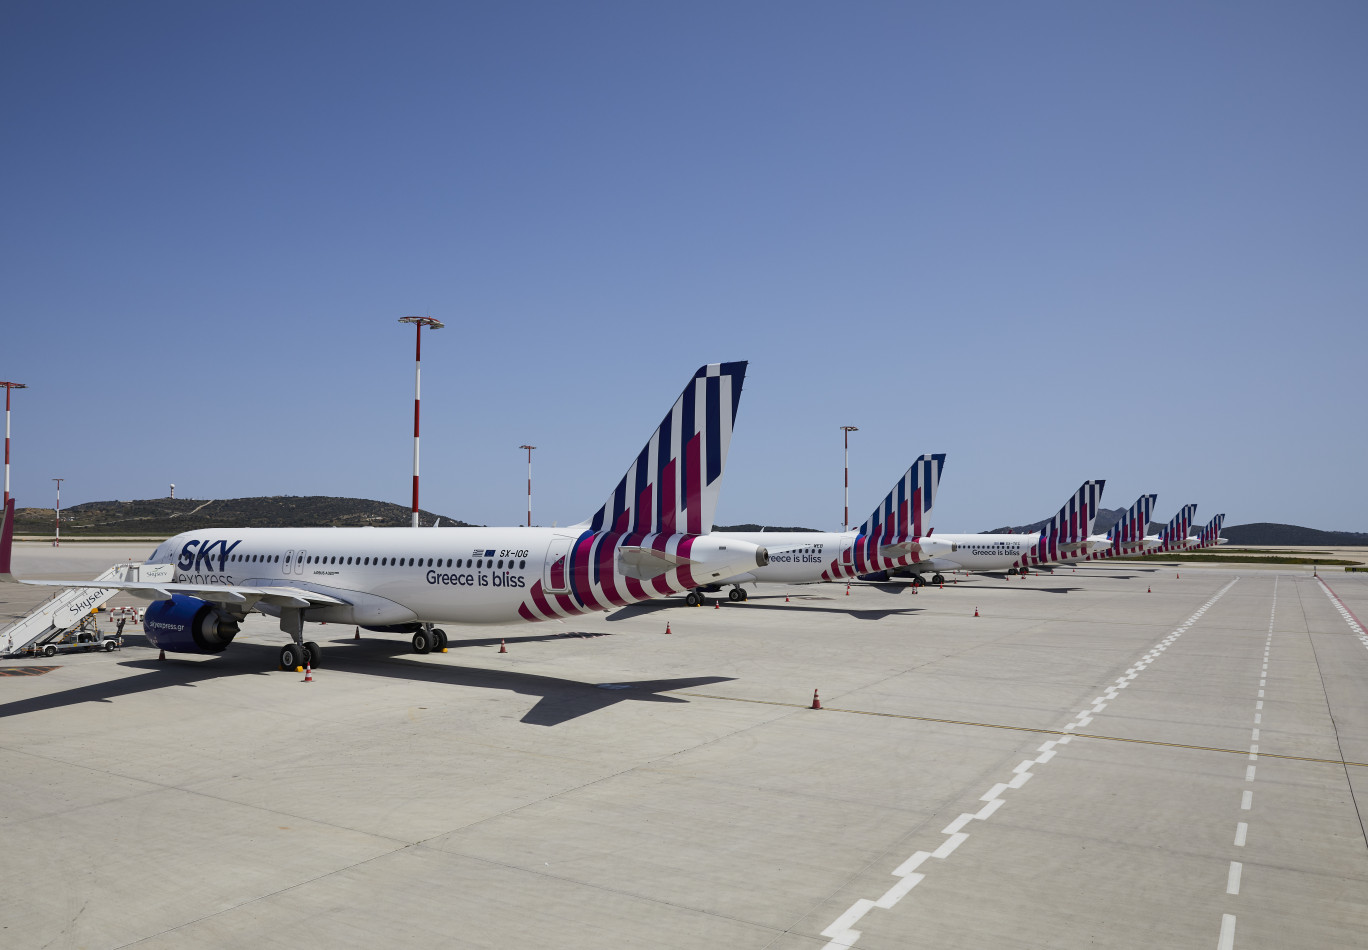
[498,639,507,654]
[811,689,821,710]
[303,663,312,683]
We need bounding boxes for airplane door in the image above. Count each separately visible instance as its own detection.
[283,550,294,575]
[839,537,854,568]
[543,538,573,593]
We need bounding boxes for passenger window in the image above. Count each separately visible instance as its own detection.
[408,557,415,567]
[498,559,504,569]
[519,560,525,569]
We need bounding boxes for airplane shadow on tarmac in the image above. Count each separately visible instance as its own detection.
[0,635,735,728]
[606,598,924,622]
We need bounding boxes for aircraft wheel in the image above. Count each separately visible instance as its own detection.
[304,641,321,667]
[739,588,749,601]
[43,644,57,657]
[412,630,432,654]
[728,588,742,601]
[932,573,945,586]
[684,591,700,607]
[280,643,304,669]
[1008,568,1018,575]
[432,629,448,650]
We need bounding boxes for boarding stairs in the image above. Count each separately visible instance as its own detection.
[2,563,146,657]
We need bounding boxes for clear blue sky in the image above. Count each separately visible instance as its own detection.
[2,2,1364,532]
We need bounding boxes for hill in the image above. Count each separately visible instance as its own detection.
[13,496,476,536]
[1221,523,1368,546]
[713,524,824,533]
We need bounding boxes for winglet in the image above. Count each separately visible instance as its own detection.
[0,498,15,582]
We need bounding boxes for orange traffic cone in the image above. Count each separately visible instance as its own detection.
[811,689,822,710]
[303,663,313,683]
[1176,573,1180,579]
[354,626,360,640]
[974,606,979,617]
[785,595,790,602]
[498,639,507,653]
[1147,586,1151,593]
[158,649,165,661]
[714,600,720,609]
[846,584,851,596]
[664,622,672,635]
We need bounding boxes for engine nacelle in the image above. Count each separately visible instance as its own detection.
[143,595,240,654]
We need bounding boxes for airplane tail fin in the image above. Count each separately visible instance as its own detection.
[858,453,946,542]
[1199,513,1225,547]
[1159,504,1198,543]
[1,498,15,582]
[581,362,747,536]
[1108,494,1157,545]
[1043,480,1106,543]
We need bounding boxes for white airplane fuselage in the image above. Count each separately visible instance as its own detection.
[146,526,764,625]
[713,531,842,584]
[913,533,1038,574]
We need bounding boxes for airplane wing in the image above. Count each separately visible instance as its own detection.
[12,578,348,609]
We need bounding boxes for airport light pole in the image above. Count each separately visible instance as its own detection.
[52,477,63,547]
[840,426,859,531]
[1,381,26,510]
[398,316,444,527]
[519,445,536,526]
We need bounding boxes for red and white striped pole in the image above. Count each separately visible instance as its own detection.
[398,316,443,528]
[1,381,25,510]
[52,477,63,547]
[840,425,858,531]
[519,444,536,526]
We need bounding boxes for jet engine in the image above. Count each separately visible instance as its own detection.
[143,595,241,654]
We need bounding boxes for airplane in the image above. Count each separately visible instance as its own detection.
[872,480,1109,582]
[1077,494,1158,562]
[1144,504,1198,554]
[0,363,769,670]
[696,453,947,603]
[1185,513,1227,550]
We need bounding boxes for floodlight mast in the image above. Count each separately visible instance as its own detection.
[840,426,859,531]
[1,381,26,510]
[52,477,63,547]
[398,316,444,528]
[519,445,536,526]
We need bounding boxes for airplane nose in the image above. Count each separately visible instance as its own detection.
[755,546,769,567]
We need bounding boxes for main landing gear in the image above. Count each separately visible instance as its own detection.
[727,586,749,602]
[279,641,320,670]
[932,573,946,586]
[684,590,704,607]
[278,608,320,670]
[411,624,447,654]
